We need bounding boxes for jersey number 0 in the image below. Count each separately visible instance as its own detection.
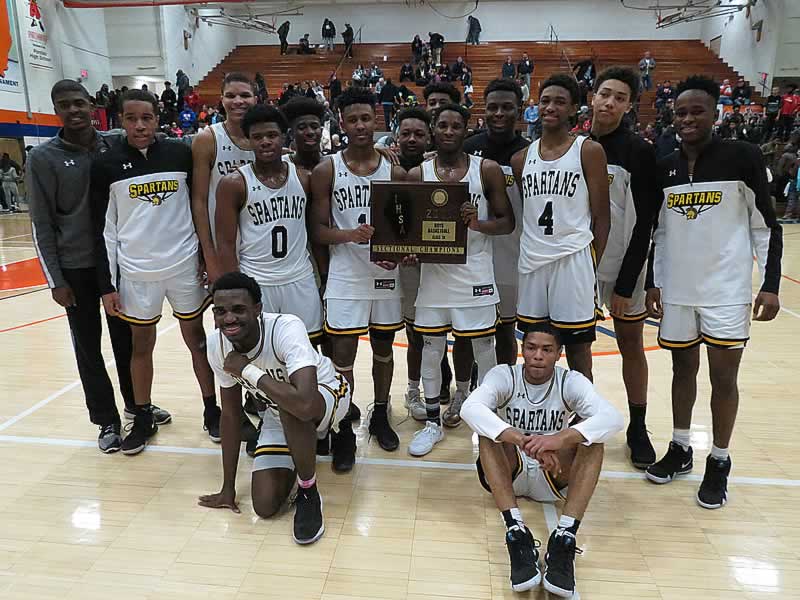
[271,225,287,258]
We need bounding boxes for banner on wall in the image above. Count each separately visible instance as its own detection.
[23,0,54,71]
[0,0,23,94]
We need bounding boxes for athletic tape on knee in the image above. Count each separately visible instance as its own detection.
[472,336,497,386]
[421,335,446,398]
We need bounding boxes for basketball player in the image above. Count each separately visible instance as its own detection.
[464,78,531,366]
[281,97,324,174]
[92,89,217,454]
[644,76,782,508]
[199,272,350,545]
[461,323,623,595]
[310,87,401,466]
[423,81,461,112]
[191,72,256,284]
[511,73,610,380]
[394,107,432,421]
[406,104,514,455]
[590,67,660,468]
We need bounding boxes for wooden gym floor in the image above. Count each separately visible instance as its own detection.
[1,211,799,600]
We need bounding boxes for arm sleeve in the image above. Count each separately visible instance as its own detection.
[206,333,238,389]
[460,365,514,441]
[562,372,624,445]
[744,145,782,294]
[89,160,116,294]
[26,152,66,289]
[615,142,661,297]
[276,317,319,377]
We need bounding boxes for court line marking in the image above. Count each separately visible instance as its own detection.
[0,313,66,334]
[0,322,178,432]
[0,433,798,488]
[0,233,32,242]
[542,502,559,532]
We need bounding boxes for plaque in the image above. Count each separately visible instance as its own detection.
[369,181,469,264]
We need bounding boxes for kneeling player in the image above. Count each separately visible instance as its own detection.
[461,323,623,595]
[199,272,350,545]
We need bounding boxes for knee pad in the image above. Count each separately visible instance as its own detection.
[471,336,497,385]
[421,335,446,398]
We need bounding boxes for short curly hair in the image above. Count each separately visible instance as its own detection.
[540,73,580,105]
[676,75,720,103]
[594,66,640,101]
[483,78,522,104]
[336,86,377,113]
[423,81,461,104]
[212,271,262,304]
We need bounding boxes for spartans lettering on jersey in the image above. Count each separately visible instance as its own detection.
[521,170,581,198]
[217,159,252,176]
[666,190,723,220]
[247,195,306,225]
[129,179,180,205]
[333,184,371,211]
[505,406,567,433]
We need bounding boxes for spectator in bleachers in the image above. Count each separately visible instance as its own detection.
[342,23,355,58]
[466,15,481,45]
[160,81,178,124]
[780,150,800,223]
[169,121,183,138]
[471,116,486,135]
[415,60,431,86]
[463,91,474,109]
[451,56,466,81]
[328,72,342,103]
[184,86,200,113]
[778,87,800,141]
[655,124,679,159]
[764,86,782,141]
[369,63,384,85]
[638,50,656,91]
[352,64,366,83]
[379,78,398,130]
[719,79,733,105]
[461,66,473,92]
[298,33,313,54]
[255,72,268,103]
[412,35,423,63]
[312,80,326,103]
[107,89,119,129]
[428,32,444,65]
[95,83,110,108]
[399,63,414,82]
[322,19,335,51]
[731,78,751,106]
[517,52,534,88]
[519,78,530,103]
[278,21,290,55]
[501,56,515,79]
[641,122,656,144]
[176,69,190,106]
[524,98,539,141]
[437,63,452,82]
[179,104,196,134]
[655,79,674,112]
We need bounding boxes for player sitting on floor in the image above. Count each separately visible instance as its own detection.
[460,322,623,596]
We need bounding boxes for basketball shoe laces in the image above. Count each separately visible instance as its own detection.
[547,529,583,583]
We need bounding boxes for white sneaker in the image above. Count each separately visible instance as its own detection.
[408,421,444,456]
[404,389,427,421]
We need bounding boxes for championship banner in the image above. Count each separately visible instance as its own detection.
[0,0,23,94]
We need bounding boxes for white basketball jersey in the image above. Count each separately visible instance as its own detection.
[237,162,313,286]
[416,155,497,308]
[596,164,634,282]
[208,122,254,243]
[208,313,340,415]
[493,165,523,287]
[496,364,573,435]
[518,136,593,273]
[325,152,401,300]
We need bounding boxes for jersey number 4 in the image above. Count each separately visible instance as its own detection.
[271,225,287,258]
[538,201,554,236]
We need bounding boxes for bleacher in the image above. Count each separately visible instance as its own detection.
[197,39,761,130]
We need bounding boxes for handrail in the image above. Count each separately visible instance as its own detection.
[331,25,364,81]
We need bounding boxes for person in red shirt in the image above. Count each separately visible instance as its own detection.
[184,86,201,113]
[778,87,800,141]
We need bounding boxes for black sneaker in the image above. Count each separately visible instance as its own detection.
[342,403,361,423]
[627,424,656,469]
[293,483,324,545]
[330,421,356,473]
[440,354,452,405]
[203,404,221,443]
[121,410,158,455]
[240,413,259,444]
[243,392,264,416]
[506,526,542,592]
[469,362,478,392]
[543,528,581,597]
[125,404,171,425]
[368,404,399,452]
[697,454,731,509]
[246,418,261,458]
[98,423,122,454]
[646,441,693,484]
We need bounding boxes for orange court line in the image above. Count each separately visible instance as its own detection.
[0,313,65,334]
[0,258,46,291]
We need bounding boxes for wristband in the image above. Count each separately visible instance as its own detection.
[242,364,266,389]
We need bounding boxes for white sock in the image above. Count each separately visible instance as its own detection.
[407,380,420,395]
[510,507,524,527]
[710,444,729,461]
[672,428,691,450]
[558,515,575,530]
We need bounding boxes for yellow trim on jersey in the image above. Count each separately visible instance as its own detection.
[119,313,161,327]
[324,322,369,336]
[413,323,452,335]
[254,444,291,456]
[612,310,649,323]
[498,315,518,325]
[511,447,524,481]
[550,316,597,329]
[307,329,325,340]
[657,336,703,350]
[543,469,567,501]
[453,321,498,338]
[321,374,349,432]
[701,334,749,348]
[369,321,405,333]
[516,314,550,325]
[173,295,213,321]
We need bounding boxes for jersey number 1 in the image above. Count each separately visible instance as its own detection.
[271,225,287,258]
[538,201,554,236]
